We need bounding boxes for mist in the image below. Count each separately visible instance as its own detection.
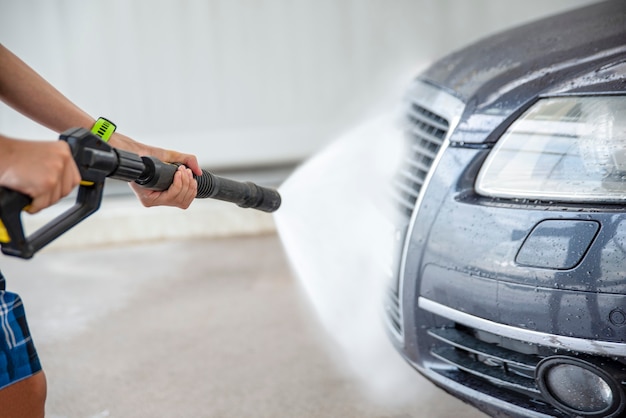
[274,108,426,406]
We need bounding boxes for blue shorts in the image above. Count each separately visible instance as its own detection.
[0,271,42,390]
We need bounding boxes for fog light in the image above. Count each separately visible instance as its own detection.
[536,356,625,418]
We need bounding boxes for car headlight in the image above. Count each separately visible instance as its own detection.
[476,96,626,203]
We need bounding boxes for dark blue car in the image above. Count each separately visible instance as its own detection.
[384,2,626,417]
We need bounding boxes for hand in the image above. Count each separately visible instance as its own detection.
[0,137,81,213]
[129,164,197,209]
[109,132,200,209]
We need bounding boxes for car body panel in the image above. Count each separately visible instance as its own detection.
[419,1,626,145]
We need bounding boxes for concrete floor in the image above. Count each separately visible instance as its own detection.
[2,234,487,418]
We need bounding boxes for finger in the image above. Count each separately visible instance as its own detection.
[169,167,187,199]
[27,195,49,214]
[54,142,74,198]
[58,164,77,200]
[129,183,159,207]
[177,168,196,208]
[51,178,63,206]
[166,167,195,209]
[156,168,186,205]
[45,172,64,208]
[175,169,195,209]
[184,156,202,176]
[61,160,81,198]
[184,168,197,203]
[167,152,201,176]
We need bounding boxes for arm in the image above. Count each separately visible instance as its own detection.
[0,44,94,135]
[0,44,200,209]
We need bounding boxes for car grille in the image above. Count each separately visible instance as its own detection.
[392,101,449,217]
[429,326,542,398]
[386,92,453,339]
[385,287,403,335]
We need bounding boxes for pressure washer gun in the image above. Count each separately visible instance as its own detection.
[0,127,281,259]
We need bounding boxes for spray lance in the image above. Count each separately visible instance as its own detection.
[0,127,281,259]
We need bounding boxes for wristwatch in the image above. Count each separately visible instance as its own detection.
[91,117,116,142]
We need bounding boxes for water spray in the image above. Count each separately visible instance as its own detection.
[274,111,426,405]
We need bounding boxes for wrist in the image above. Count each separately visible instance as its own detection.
[108,132,148,156]
[0,136,16,174]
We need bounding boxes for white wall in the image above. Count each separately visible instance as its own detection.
[0,0,597,169]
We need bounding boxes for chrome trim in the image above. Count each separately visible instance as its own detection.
[392,81,465,344]
[407,358,557,418]
[419,297,626,357]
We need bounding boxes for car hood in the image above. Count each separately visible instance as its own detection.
[419,0,626,144]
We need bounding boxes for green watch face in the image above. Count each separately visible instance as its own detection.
[91,117,116,142]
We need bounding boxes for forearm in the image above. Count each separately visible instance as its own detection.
[0,46,141,155]
[0,44,201,175]
[0,44,95,134]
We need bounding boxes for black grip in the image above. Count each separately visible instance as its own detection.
[134,156,281,213]
[134,156,178,190]
[0,187,33,257]
[0,182,104,259]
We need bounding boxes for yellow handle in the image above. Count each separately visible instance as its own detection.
[0,219,10,243]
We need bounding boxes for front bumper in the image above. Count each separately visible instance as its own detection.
[385,81,626,417]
